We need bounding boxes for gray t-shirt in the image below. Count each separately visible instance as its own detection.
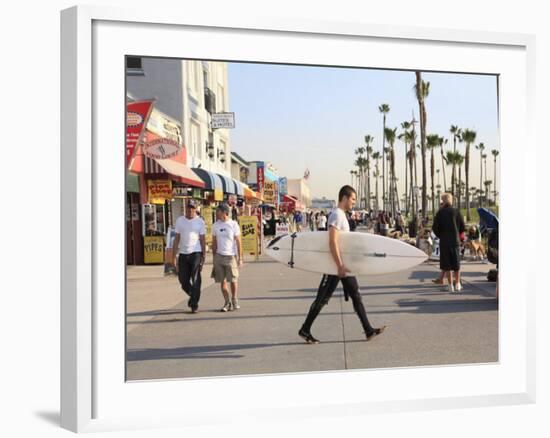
[327,208,350,232]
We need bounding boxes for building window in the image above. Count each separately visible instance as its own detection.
[191,122,201,160]
[217,85,225,112]
[126,56,144,76]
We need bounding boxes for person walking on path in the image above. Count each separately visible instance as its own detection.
[317,211,328,231]
[431,193,466,292]
[172,201,206,313]
[298,185,386,344]
[211,203,244,312]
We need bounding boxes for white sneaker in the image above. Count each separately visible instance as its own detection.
[448,283,455,292]
[221,301,232,312]
[232,299,240,310]
[454,282,463,292]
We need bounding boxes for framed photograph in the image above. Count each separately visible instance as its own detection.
[61,5,536,433]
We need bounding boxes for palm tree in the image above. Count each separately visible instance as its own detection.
[372,151,381,211]
[384,127,398,216]
[414,73,430,219]
[400,129,416,215]
[378,104,390,210]
[491,149,499,204]
[399,121,411,215]
[450,125,462,153]
[456,154,464,210]
[484,180,492,205]
[426,134,439,215]
[483,154,488,205]
[475,142,485,206]
[364,135,374,210]
[461,128,477,221]
[438,136,448,192]
[355,147,365,207]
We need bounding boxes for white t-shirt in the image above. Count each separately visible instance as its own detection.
[327,208,350,232]
[317,215,327,229]
[174,215,206,254]
[212,219,241,256]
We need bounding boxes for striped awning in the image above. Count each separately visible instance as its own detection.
[191,168,223,191]
[216,174,236,195]
[144,157,205,188]
[233,179,244,196]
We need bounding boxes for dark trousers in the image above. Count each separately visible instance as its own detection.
[301,275,375,335]
[178,252,202,308]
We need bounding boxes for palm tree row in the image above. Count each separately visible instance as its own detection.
[349,72,500,221]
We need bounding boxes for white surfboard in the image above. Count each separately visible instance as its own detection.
[266,231,428,276]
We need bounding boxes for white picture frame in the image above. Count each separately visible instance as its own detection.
[60,5,536,433]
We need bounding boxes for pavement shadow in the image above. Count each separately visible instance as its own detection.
[127,340,342,361]
[392,297,498,314]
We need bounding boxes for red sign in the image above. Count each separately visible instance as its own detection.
[256,165,265,194]
[126,100,154,168]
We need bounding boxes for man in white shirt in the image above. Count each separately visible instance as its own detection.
[211,203,243,312]
[299,185,386,343]
[172,200,206,313]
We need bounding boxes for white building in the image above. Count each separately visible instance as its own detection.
[126,57,232,176]
[287,178,312,208]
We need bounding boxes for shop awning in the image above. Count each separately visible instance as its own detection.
[233,179,245,196]
[145,157,205,188]
[216,173,236,195]
[244,186,263,201]
[191,168,223,191]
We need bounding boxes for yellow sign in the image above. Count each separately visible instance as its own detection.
[143,235,165,264]
[214,189,224,201]
[263,181,276,204]
[148,179,172,205]
[202,206,214,245]
[239,216,259,258]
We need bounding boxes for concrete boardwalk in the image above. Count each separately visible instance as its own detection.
[126,254,498,381]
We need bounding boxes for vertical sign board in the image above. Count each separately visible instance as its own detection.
[143,236,165,264]
[256,164,265,196]
[202,206,214,246]
[239,216,259,260]
[126,100,154,168]
[263,181,276,204]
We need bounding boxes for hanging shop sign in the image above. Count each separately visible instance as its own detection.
[147,108,183,144]
[211,112,235,129]
[279,177,288,196]
[172,186,189,197]
[126,100,154,168]
[256,165,265,194]
[143,137,182,160]
[143,235,165,264]
[238,216,259,259]
[263,181,276,204]
[147,179,173,204]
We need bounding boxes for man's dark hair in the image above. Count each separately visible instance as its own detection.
[338,185,356,202]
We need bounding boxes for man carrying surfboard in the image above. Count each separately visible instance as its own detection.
[298,185,386,344]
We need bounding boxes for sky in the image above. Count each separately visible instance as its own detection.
[227,61,499,202]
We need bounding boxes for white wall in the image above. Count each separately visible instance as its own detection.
[2,1,548,438]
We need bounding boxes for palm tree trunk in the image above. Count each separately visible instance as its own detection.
[493,156,497,205]
[415,72,428,219]
[404,143,409,215]
[382,116,387,210]
[458,164,462,210]
[479,152,483,207]
[465,145,471,221]
[431,148,435,216]
[440,147,447,192]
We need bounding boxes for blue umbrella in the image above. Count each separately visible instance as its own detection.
[477,208,499,232]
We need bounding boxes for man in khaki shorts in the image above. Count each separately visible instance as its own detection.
[211,203,243,312]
